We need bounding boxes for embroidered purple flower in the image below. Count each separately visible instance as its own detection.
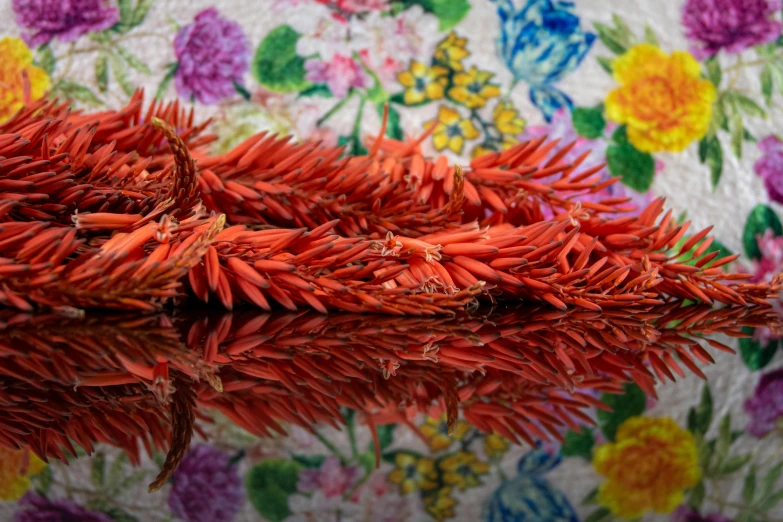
[744,368,783,438]
[755,135,783,204]
[304,54,368,98]
[12,0,119,48]
[682,0,783,59]
[14,492,112,522]
[297,456,361,498]
[174,8,250,105]
[672,505,735,522]
[167,444,244,522]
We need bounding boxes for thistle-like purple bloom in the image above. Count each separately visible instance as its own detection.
[12,0,120,48]
[744,368,783,438]
[682,0,783,59]
[173,8,250,105]
[14,493,113,522]
[167,444,244,522]
[755,135,783,204]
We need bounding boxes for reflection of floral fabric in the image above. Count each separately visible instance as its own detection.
[744,368,783,438]
[682,0,783,59]
[492,0,595,120]
[484,448,578,522]
[435,32,469,71]
[755,135,783,205]
[605,44,716,153]
[671,505,736,522]
[439,451,490,491]
[0,37,50,124]
[388,453,439,494]
[420,414,472,451]
[424,487,458,521]
[12,0,119,47]
[593,417,700,519]
[14,493,112,522]
[297,456,361,498]
[167,444,244,522]
[0,449,45,501]
[449,67,501,109]
[173,8,250,105]
[398,61,448,105]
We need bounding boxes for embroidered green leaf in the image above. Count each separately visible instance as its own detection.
[561,428,595,460]
[762,65,774,106]
[729,108,744,158]
[104,508,139,522]
[742,204,783,259]
[762,462,783,499]
[759,489,783,510]
[291,455,326,468]
[643,24,659,46]
[686,384,713,437]
[131,0,154,26]
[299,84,333,98]
[704,57,722,87]
[596,56,614,73]
[715,413,733,464]
[770,63,783,96]
[155,63,178,100]
[33,466,52,496]
[702,135,723,188]
[584,507,613,522]
[377,104,404,141]
[252,25,310,93]
[370,423,397,452]
[246,460,301,522]
[730,92,768,119]
[54,80,103,106]
[597,382,646,441]
[92,452,106,487]
[37,44,55,75]
[743,466,757,505]
[95,54,109,93]
[606,126,655,193]
[115,45,151,74]
[594,22,627,54]
[108,52,134,96]
[116,0,133,30]
[429,0,471,30]
[687,481,706,510]
[739,326,779,370]
[581,487,599,505]
[716,454,753,476]
[572,105,605,139]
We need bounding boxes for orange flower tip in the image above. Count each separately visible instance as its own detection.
[71,212,143,230]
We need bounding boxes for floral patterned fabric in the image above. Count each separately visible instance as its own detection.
[1,0,783,521]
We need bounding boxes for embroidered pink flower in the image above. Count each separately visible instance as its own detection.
[305,54,368,98]
[297,456,361,498]
[744,368,783,438]
[755,135,783,205]
[318,0,390,13]
[735,229,783,343]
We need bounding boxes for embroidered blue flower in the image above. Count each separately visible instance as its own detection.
[483,448,579,522]
[493,0,595,121]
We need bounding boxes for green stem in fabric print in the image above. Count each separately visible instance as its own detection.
[317,89,356,127]
[313,429,349,463]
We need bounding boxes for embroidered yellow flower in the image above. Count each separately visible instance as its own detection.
[427,106,480,154]
[0,37,50,124]
[424,487,458,521]
[435,32,469,71]
[593,417,701,519]
[397,61,448,105]
[605,43,716,153]
[493,100,525,135]
[0,448,47,501]
[449,67,501,109]
[388,453,438,494]
[483,433,510,459]
[438,451,490,491]
[420,414,472,452]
